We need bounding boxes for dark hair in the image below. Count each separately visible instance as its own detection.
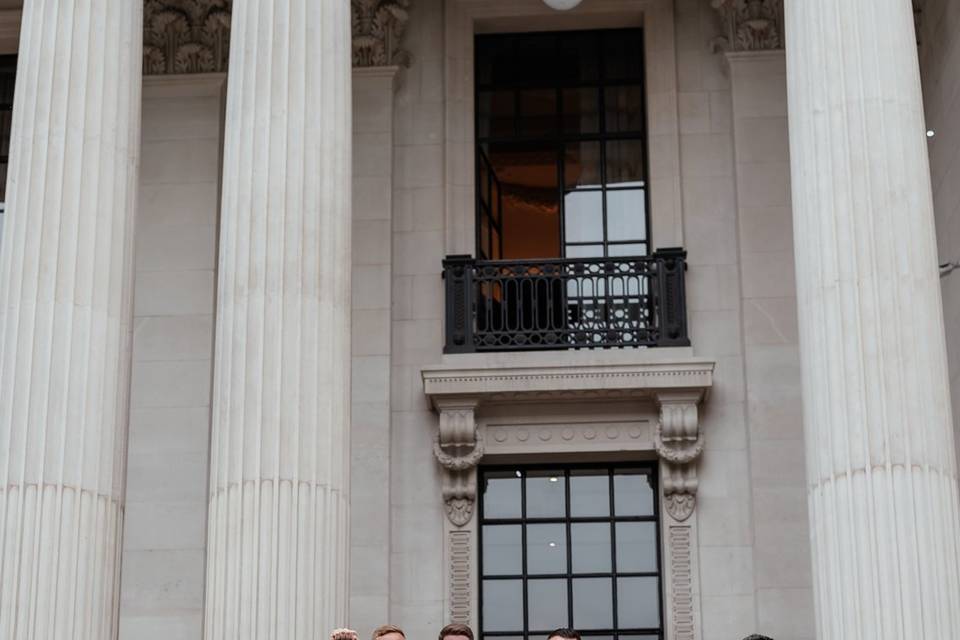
[547,629,581,640]
[438,624,474,640]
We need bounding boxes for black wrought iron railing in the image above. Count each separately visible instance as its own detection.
[442,248,689,353]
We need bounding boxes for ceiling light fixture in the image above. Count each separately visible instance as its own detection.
[543,0,583,10]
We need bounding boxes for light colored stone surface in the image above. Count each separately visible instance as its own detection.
[202,3,353,640]
[349,66,398,638]
[0,4,142,639]
[787,1,960,637]
[920,0,960,483]
[727,50,813,640]
[119,74,224,640]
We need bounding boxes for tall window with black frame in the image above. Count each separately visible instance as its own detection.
[479,465,663,640]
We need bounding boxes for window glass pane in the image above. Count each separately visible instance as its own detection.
[565,244,604,259]
[563,87,600,134]
[571,523,611,573]
[480,215,492,260]
[519,89,558,137]
[527,523,567,574]
[602,31,644,81]
[570,470,610,517]
[513,33,559,85]
[558,31,600,83]
[528,579,568,632]
[483,579,524,632]
[607,243,646,258]
[604,85,645,133]
[564,191,603,243]
[526,470,566,518]
[484,471,522,519]
[565,142,602,189]
[615,523,658,573]
[479,90,516,139]
[605,140,645,186]
[606,189,646,241]
[572,578,613,629]
[614,469,655,517]
[483,525,523,575]
[616,577,660,628]
[489,141,561,260]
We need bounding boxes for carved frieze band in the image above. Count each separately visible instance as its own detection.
[433,399,483,527]
[711,0,784,52]
[669,526,695,640]
[143,0,411,75]
[449,530,472,624]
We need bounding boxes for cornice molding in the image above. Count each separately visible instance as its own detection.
[711,0,784,52]
[422,360,715,404]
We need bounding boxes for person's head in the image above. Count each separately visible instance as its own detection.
[547,629,581,640]
[438,623,474,640]
[373,625,406,640]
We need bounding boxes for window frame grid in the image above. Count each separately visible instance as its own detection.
[478,463,664,640]
[474,28,652,261]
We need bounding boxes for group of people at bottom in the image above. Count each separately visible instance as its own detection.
[331,623,582,640]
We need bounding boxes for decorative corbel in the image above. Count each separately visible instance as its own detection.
[654,392,704,522]
[433,398,483,527]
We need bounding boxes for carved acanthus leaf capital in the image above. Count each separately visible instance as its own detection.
[351,0,412,68]
[144,0,231,75]
[711,0,784,52]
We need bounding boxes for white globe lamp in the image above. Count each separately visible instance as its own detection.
[543,0,583,10]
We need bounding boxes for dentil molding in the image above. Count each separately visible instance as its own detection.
[711,0,784,52]
[143,0,411,75]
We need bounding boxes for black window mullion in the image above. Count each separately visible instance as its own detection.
[608,469,620,637]
[521,470,529,640]
[564,469,574,629]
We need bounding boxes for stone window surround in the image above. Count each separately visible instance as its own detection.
[423,350,714,640]
[442,0,685,258]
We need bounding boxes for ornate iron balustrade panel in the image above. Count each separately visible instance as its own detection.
[443,249,690,353]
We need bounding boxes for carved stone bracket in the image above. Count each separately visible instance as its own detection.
[655,391,704,522]
[144,0,232,75]
[711,0,784,52]
[352,0,412,68]
[433,398,483,527]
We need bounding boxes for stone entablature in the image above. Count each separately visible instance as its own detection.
[423,356,714,633]
[712,0,784,51]
[423,359,714,524]
[143,0,411,75]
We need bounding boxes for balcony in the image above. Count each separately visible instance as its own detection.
[442,248,689,353]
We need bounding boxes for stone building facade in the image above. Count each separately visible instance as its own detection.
[0,1,958,640]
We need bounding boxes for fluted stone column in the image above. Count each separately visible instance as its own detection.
[786,1,960,637]
[203,2,352,639]
[0,3,142,640]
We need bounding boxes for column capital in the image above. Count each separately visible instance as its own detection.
[711,0,784,52]
[352,0,412,68]
[144,0,413,75]
[144,0,231,75]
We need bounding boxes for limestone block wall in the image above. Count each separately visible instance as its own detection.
[119,76,225,640]
[920,0,960,467]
